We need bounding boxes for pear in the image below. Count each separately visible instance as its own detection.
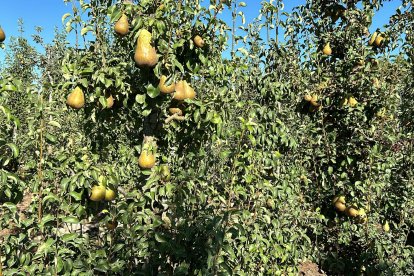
[193,35,205,48]
[335,201,346,212]
[173,80,196,100]
[169,107,183,115]
[66,86,85,109]
[368,32,378,46]
[322,43,332,55]
[348,97,358,107]
[184,81,196,99]
[114,14,129,36]
[158,75,176,94]
[104,188,116,201]
[0,27,5,42]
[173,80,187,100]
[90,186,106,201]
[106,94,114,108]
[333,195,345,205]
[383,221,390,232]
[134,29,158,68]
[304,94,312,102]
[333,196,346,212]
[374,34,384,47]
[310,94,319,106]
[345,206,359,217]
[138,150,156,169]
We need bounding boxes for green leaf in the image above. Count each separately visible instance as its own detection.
[146,84,160,98]
[60,216,80,224]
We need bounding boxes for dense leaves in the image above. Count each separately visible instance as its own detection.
[0,0,413,275]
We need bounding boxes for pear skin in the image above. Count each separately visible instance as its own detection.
[323,43,332,55]
[374,34,384,47]
[134,29,158,68]
[158,75,176,94]
[67,86,85,109]
[368,32,378,46]
[106,94,114,108]
[173,80,187,100]
[114,14,129,36]
[184,81,196,99]
[0,27,5,42]
[193,35,205,48]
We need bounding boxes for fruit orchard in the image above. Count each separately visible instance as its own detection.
[0,0,413,275]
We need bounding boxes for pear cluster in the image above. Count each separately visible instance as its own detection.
[332,195,367,223]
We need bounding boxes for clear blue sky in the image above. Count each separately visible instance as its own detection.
[0,1,403,57]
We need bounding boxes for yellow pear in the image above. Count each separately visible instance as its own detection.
[374,34,384,47]
[106,94,114,108]
[134,29,158,68]
[66,86,85,109]
[0,27,5,42]
[368,32,378,46]
[104,188,116,201]
[193,35,205,48]
[169,107,183,115]
[114,14,129,36]
[323,43,332,55]
[345,206,359,217]
[184,81,196,99]
[304,94,312,102]
[383,221,390,232]
[348,97,358,107]
[138,150,156,169]
[158,75,176,94]
[90,185,106,201]
[173,80,187,100]
[333,195,346,205]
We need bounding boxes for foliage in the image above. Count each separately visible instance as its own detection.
[0,0,413,275]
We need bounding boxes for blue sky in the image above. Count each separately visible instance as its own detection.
[0,1,403,58]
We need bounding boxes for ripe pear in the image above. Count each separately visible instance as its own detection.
[134,29,158,68]
[138,150,156,169]
[106,94,114,108]
[193,35,205,48]
[158,75,176,94]
[374,34,384,47]
[323,43,332,55]
[173,81,187,100]
[0,27,5,42]
[348,97,358,107]
[104,188,116,201]
[345,206,359,217]
[114,14,129,36]
[66,86,85,109]
[335,201,347,212]
[304,94,312,102]
[184,81,196,99]
[368,32,378,46]
[383,221,390,232]
[333,195,346,205]
[169,107,183,115]
[90,185,106,201]
[173,80,196,101]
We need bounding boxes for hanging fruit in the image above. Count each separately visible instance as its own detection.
[134,29,158,68]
